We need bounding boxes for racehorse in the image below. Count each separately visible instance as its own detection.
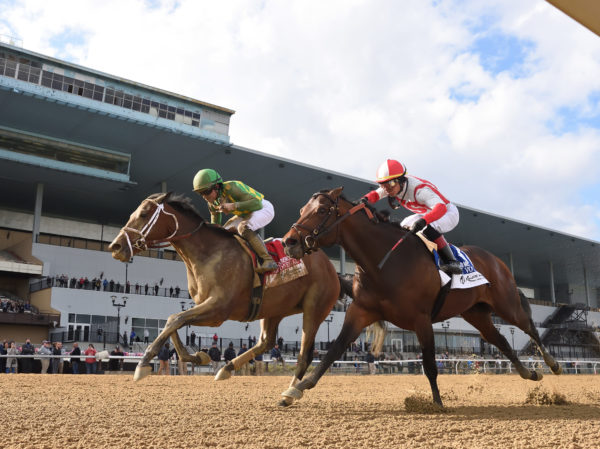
[108,192,341,388]
[280,187,561,407]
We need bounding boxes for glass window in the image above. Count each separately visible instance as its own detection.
[132,318,145,327]
[158,319,167,328]
[146,319,158,328]
[68,313,76,323]
[76,314,91,324]
[92,315,106,324]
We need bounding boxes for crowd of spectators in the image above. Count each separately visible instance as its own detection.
[46,274,185,299]
[0,296,32,313]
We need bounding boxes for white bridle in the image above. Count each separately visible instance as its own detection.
[118,199,179,257]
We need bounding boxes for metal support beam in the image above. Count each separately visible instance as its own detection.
[32,183,44,243]
[340,247,346,275]
[161,181,167,193]
[583,266,590,308]
[549,261,556,304]
[508,252,514,276]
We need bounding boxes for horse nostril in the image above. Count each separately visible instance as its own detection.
[109,243,120,252]
[284,238,297,247]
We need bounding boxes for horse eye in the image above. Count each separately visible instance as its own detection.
[317,207,326,215]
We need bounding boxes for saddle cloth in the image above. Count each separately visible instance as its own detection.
[433,245,489,289]
[234,236,308,288]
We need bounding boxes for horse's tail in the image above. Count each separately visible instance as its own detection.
[337,273,354,300]
[365,320,387,357]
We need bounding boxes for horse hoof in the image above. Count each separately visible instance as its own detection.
[552,364,563,375]
[281,386,303,400]
[133,365,152,382]
[194,351,211,365]
[278,396,294,407]
[215,368,232,381]
[531,370,543,381]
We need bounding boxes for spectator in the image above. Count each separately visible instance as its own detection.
[109,279,115,292]
[212,333,218,344]
[51,342,65,374]
[109,345,124,371]
[254,351,264,376]
[157,343,172,375]
[84,344,97,374]
[190,331,196,348]
[143,329,149,344]
[144,283,149,295]
[175,286,180,297]
[208,342,221,375]
[0,340,7,374]
[125,281,131,294]
[102,278,108,291]
[366,350,376,375]
[122,331,128,348]
[277,336,284,350]
[70,342,81,374]
[169,286,174,297]
[237,343,249,376]
[223,342,236,365]
[154,284,159,296]
[38,340,52,374]
[20,338,35,373]
[130,330,136,345]
[270,344,284,367]
[135,282,140,294]
[6,341,18,373]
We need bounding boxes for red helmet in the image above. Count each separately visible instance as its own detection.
[376,159,407,183]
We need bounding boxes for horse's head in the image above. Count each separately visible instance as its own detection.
[283,187,348,259]
[109,192,179,262]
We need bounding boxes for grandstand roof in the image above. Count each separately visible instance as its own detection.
[0,42,599,305]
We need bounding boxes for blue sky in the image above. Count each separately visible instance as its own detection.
[1,0,600,240]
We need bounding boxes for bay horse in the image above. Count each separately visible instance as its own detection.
[281,187,561,407]
[108,192,340,389]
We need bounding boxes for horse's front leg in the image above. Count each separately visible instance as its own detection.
[414,315,443,407]
[134,297,224,381]
[170,325,211,367]
[215,317,280,380]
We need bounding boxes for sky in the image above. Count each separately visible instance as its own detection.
[1,0,600,241]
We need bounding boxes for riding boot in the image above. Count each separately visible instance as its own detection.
[241,229,278,274]
[438,244,462,276]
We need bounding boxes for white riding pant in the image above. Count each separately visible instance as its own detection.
[224,199,275,232]
[400,203,459,234]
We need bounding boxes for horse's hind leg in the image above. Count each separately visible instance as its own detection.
[215,317,280,381]
[517,292,562,375]
[461,305,542,381]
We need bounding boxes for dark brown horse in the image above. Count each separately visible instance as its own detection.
[281,187,561,407]
[109,192,340,392]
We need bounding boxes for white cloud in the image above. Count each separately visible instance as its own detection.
[2,0,600,240]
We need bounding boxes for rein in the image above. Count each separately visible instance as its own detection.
[291,194,375,254]
[118,199,204,256]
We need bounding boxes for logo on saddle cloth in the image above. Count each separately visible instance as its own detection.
[233,236,308,288]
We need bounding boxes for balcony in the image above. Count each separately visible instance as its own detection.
[0,311,60,326]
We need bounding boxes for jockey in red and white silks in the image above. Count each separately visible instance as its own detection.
[362,159,462,275]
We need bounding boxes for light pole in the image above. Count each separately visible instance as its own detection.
[324,313,334,345]
[441,321,450,352]
[510,327,515,352]
[111,295,127,346]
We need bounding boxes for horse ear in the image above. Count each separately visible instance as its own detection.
[155,192,173,204]
[330,187,344,199]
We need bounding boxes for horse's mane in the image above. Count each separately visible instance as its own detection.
[316,190,406,231]
[148,193,236,238]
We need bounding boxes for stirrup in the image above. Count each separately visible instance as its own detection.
[255,260,277,274]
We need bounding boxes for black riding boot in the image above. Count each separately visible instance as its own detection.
[438,245,462,275]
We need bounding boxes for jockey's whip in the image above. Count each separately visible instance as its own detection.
[377,234,408,270]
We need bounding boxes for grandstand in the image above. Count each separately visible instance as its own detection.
[0,40,599,361]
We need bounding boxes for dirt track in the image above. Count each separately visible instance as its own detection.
[2,373,599,448]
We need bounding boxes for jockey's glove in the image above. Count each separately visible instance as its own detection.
[410,218,427,234]
[359,197,369,204]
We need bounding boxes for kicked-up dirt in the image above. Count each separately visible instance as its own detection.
[1,373,599,448]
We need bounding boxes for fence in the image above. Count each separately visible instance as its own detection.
[1,354,598,376]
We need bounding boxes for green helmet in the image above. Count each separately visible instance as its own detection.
[193,169,223,192]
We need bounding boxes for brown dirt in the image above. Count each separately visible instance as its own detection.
[2,373,600,448]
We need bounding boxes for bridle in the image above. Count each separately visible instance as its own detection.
[118,198,203,257]
[290,193,375,254]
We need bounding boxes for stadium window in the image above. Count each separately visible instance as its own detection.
[123,93,133,109]
[93,85,104,101]
[76,314,91,324]
[4,60,16,77]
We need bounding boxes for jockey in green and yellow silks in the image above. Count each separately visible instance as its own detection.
[193,168,278,273]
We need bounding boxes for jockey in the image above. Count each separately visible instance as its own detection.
[193,168,278,274]
[362,159,462,275]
